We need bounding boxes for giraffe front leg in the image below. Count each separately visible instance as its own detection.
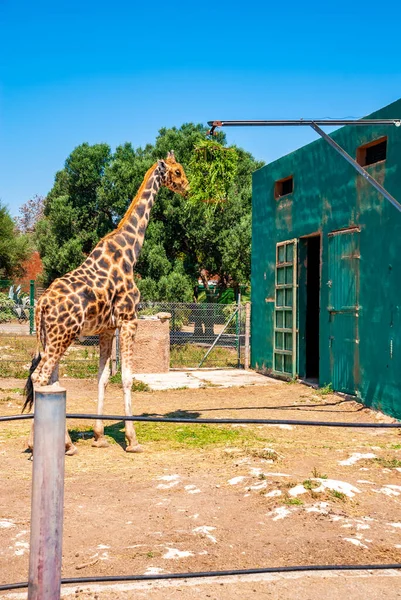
[92,331,114,449]
[120,320,143,453]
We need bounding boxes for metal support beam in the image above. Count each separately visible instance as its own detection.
[207,118,401,131]
[309,122,401,213]
[207,118,401,212]
[28,385,66,600]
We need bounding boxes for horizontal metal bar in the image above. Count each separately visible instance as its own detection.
[2,563,401,592]
[1,412,400,428]
[208,119,401,127]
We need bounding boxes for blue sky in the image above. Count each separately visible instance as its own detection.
[1,0,401,216]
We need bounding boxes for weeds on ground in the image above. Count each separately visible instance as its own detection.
[0,362,29,378]
[329,489,346,501]
[109,372,151,392]
[250,447,279,461]
[170,344,237,368]
[374,457,401,469]
[311,466,328,479]
[284,497,304,506]
[317,383,333,396]
[303,479,321,491]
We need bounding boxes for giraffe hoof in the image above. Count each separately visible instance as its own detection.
[92,438,110,448]
[65,445,78,456]
[126,444,143,453]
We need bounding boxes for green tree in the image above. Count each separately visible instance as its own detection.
[37,143,113,285]
[0,201,32,279]
[36,124,263,300]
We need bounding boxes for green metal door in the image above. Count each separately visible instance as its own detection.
[273,239,298,378]
[328,228,360,395]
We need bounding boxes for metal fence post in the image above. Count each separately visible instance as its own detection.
[28,385,66,600]
[29,280,35,335]
[236,293,241,368]
[244,302,251,370]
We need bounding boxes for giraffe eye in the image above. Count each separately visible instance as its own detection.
[175,169,181,176]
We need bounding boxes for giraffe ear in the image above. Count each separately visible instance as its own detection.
[158,159,167,173]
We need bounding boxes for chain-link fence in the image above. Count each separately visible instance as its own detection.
[0,301,250,378]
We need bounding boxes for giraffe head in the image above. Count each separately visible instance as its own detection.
[158,151,189,196]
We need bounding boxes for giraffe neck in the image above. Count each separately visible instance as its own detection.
[115,163,162,262]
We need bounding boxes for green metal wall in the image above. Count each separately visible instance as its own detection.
[251,99,401,418]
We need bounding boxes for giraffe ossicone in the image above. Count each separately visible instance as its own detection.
[24,152,189,455]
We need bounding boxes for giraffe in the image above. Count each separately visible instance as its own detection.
[24,151,189,455]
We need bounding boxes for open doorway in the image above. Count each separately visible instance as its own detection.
[305,236,321,380]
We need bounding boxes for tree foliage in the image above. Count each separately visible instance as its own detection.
[187,139,238,206]
[0,201,32,279]
[15,194,45,233]
[36,124,263,300]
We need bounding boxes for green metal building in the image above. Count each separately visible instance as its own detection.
[251,98,401,418]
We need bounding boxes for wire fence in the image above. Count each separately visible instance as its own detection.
[0,301,250,376]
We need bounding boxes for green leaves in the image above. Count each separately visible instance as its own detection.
[187,139,238,207]
[0,202,32,279]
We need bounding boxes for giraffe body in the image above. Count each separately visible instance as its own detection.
[24,152,189,454]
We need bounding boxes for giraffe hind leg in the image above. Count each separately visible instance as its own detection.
[28,339,78,456]
[92,330,114,448]
[119,320,143,453]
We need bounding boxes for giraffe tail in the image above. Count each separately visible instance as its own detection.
[22,303,45,413]
[22,352,42,413]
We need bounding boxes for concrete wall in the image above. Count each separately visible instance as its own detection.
[251,98,401,418]
[132,317,170,373]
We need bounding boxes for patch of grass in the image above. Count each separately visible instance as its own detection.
[109,372,151,392]
[87,422,258,449]
[63,361,98,378]
[0,387,23,394]
[303,479,320,491]
[311,467,328,479]
[170,344,237,368]
[0,362,29,378]
[330,490,346,501]
[317,383,333,396]
[285,498,304,506]
[251,448,279,461]
[374,457,401,469]
[258,473,267,480]
[390,444,401,450]
[0,395,18,404]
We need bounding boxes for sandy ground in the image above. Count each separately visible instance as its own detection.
[1,376,401,598]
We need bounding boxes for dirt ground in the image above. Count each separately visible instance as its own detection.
[1,376,401,598]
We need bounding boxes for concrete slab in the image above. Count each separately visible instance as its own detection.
[133,369,275,391]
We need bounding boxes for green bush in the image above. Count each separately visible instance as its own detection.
[0,293,14,323]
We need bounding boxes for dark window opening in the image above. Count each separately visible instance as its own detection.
[275,176,293,199]
[357,137,387,167]
[305,236,320,380]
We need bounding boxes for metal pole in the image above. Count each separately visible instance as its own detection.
[198,307,238,368]
[28,385,66,600]
[244,302,251,370]
[29,280,35,335]
[236,293,241,368]
[207,119,401,128]
[309,122,401,213]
